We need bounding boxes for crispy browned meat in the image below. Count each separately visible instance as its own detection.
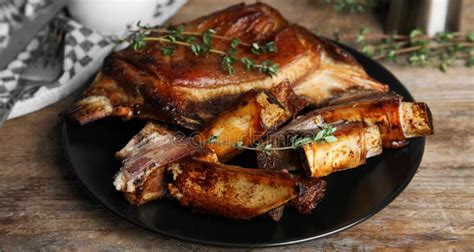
[257,93,433,173]
[258,122,382,176]
[267,177,326,221]
[268,92,433,148]
[197,80,307,161]
[113,122,203,204]
[116,121,330,212]
[167,160,301,219]
[288,178,326,214]
[114,82,304,205]
[122,167,166,205]
[64,3,388,129]
[258,93,433,176]
[256,129,315,173]
[257,150,300,172]
[301,122,382,177]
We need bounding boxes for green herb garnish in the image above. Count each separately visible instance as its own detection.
[128,22,279,77]
[232,123,338,156]
[319,27,474,72]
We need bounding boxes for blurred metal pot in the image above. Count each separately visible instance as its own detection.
[385,0,462,35]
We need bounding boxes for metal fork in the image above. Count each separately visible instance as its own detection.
[0,19,65,126]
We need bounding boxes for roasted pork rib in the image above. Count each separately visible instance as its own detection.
[256,93,433,176]
[64,3,388,130]
[275,92,433,148]
[300,122,382,177]
[196,80,307,161]
[69,3,435,220]
[167,159,301,219]
[114,81,305,204]
[113,122,202,204]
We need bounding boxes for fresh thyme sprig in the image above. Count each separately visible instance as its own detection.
[324,27,474,71]
[250,42,278,55]
[206,123,337,156]
[128,22,279,77]
[133,22,252,47]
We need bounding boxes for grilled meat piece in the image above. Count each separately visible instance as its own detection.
[288,178,326,214]
[64,3,388,129]
[122,167,167,205]
[257,150,299,172]
[270,92,433,148]
[167,160,301,219]
[256,129,312,172]
[301,122,382,177]
[113,122,203,205]
[258,122,382,177]
[114,81,304,205]
[257,92,433,175]
[197,80,307,161]
[267,177,327,221]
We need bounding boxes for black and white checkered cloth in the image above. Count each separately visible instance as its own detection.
[0,0,186,120]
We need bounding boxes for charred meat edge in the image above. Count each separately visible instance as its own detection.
[300,122,382,177]
[63,3,388,129]
[197,80,307,161]
[167,160,302,219]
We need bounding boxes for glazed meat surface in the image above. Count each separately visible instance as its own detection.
[62,2,436,221]
[268,177,327,221]
[114,82,305,205]
[266,92,433,148]
[113,122,202,203]
[167,160,302,219]
[65,3,388,129]
[197,80,307,161]
[300,123,382,177]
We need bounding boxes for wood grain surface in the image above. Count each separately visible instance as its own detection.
[1,0,473,250]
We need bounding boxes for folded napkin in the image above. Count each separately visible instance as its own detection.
[0,0,187,120]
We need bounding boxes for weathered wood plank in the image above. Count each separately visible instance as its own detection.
[0,0,473,250]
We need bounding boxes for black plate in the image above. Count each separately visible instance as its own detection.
[63,43,425,247]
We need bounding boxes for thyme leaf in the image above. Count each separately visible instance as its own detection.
[230,123,338,156]
[127,22,280,77]
[321,27,474,71]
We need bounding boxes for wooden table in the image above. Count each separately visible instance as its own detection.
[1,0,473,250]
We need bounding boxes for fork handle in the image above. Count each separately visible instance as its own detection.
[0,80,27,127]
